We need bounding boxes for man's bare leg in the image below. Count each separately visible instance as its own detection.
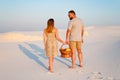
[71,49,76,68]
[78,49,83,67]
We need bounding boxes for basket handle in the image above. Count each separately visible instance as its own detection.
[60,44,69,49]
[60,44,64,49]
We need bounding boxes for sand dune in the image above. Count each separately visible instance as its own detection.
[0,28,89,43]
[0,31,43,43]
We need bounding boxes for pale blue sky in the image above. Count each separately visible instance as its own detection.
[0,0,120,32]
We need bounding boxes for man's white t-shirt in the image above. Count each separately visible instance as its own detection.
[68,17,84,41]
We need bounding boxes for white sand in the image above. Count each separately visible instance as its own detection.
[0,26,120,80]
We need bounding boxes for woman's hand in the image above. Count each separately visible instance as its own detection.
[62,41,66,45]
[44,46,46,51]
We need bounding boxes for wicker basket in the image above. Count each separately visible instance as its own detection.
[59,45,72,58]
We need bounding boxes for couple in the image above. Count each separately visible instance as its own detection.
[43,10,84,73]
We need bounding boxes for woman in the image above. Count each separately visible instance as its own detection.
[43,18,65,73]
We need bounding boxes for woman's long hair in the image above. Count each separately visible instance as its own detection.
[46,18,54,33]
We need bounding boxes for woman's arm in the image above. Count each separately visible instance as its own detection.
[55,29,64,44]
[43,29,47,50]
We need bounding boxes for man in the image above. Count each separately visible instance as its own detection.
[65,10,84,68]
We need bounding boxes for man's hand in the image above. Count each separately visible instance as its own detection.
[65,39,69,44]
[81,38,84,43]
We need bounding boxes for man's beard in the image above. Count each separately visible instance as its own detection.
[70,18,73,20]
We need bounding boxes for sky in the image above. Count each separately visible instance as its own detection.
[0,0,120,32]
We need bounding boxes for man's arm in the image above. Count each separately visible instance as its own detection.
[65,29,71,44]
[81,24,84,43]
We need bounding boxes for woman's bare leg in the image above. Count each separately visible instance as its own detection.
[49,56,54,72]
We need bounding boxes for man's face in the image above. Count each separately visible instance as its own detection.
[68,13,74,20]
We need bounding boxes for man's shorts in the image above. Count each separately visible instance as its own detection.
[69,41,82,50]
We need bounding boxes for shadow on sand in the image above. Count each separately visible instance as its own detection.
[27,43,47,59]
[27,43,71,67]
[18,44,48,70]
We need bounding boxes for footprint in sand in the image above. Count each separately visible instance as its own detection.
[47,71,55,75]
[78,69,85,73]
[87,72,103,80]
[77,68,89,76]
[106,77,117,80]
